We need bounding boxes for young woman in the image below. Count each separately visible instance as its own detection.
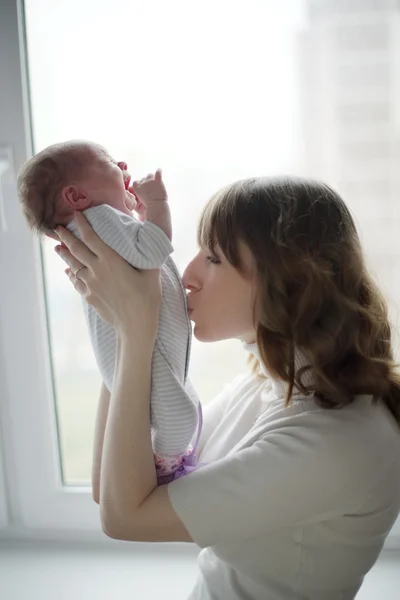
[54,174,400,600]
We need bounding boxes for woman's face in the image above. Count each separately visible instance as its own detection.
[182,241,257,343]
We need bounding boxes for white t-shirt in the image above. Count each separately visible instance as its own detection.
[168,343,400,600]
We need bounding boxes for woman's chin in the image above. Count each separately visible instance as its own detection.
[192,324,208,342]
[193,324,222,343]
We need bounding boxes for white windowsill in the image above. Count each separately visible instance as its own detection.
[0,540,399,600]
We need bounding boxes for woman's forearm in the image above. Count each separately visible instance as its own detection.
[92,382,110,504]
[99,331,157,534]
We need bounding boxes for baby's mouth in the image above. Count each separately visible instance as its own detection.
[124,175,131,191]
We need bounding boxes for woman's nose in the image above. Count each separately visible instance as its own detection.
[182,258,198,291]
[182,269,192,291]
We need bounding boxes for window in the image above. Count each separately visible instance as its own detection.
[309,0,397,19]
[335,22,389,52]
[23,0,300,486]
[337,102,391,127]
[1,0,304,534]
[335,62,390,88]
[1,0,400,544]
[343,179,392,203]
[341,140,392,162]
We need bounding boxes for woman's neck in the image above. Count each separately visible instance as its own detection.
[242,340,314,398]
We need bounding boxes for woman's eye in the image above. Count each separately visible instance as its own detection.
[206,255,220,265]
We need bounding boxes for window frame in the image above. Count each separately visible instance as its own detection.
[0,0,105,540]
[0,424,10,531]
[0,0,399,548]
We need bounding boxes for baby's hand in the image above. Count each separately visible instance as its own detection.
[125,189,137,212]
[130,169,168,207]
[132,196,147,222]
[130,169,172,240]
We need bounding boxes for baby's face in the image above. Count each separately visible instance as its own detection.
[82,147,135,216]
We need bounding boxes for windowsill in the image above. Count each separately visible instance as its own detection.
[0,540,399,600]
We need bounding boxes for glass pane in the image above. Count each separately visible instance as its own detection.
[24,0,400,485]
[25,0,303,484]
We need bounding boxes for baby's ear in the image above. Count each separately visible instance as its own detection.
[61,185,88,209]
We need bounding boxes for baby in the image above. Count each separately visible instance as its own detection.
[17,140,203,485]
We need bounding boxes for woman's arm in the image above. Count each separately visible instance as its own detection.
[100,329,192,542]
[92,382,110,504]
[99,331,157,533]
[54,212,193,542]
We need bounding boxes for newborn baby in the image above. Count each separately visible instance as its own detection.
[17,140,202,484]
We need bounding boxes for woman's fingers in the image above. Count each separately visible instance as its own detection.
[55,213,99,264]
[54,229,95,267]
[65,268,88,294]
[55,245,86,275]
[45,230,62,242]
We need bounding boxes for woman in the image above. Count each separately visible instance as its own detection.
[54,175,400,600]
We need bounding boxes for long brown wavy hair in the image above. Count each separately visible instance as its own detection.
[198,175,400,426]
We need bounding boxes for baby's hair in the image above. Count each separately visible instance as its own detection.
[17,141,96,235]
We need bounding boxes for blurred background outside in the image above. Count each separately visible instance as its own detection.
[23,0,400,483]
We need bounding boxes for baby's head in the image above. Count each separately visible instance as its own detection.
[17,140,133,236]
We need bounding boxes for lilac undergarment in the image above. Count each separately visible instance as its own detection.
[156,402,208,485]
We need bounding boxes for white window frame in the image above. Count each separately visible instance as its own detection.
[0,420,10,531]
[0,0,104,541]
[0,0,399,548]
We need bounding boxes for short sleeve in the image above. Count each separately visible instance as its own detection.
[69,205,174,268]
[167,414,368,548]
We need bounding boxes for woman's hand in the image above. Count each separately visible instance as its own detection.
[53,212,161,340]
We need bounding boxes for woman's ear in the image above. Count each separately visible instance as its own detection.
[61,185,91,210]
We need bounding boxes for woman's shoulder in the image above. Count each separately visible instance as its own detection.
[255,393,400,473]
